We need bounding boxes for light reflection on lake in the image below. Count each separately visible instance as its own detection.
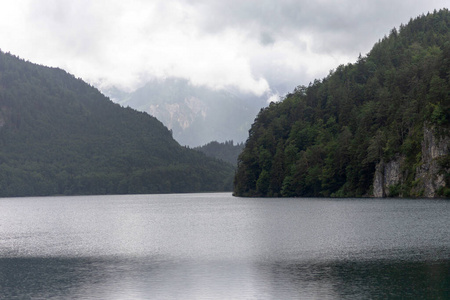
[0,193,449,299]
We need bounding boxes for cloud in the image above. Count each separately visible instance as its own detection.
[0,0,448,96]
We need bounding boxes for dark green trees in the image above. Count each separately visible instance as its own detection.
[234,9,450,198]
[0,51,234,197]
[194,140,244,166]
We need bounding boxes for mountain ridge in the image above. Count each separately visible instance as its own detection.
[0,51,234,197]
[195,140,244,166]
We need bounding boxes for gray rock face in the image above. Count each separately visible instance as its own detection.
[373,125,449,198]
[415,126,449,197]
[373,157,403,197]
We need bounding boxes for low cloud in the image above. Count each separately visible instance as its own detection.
[0,0,447,96]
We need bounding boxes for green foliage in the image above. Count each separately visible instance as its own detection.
[234,9,450,197]
[194,140,244,166]
[0,51,235,197]
[388,184,402,197]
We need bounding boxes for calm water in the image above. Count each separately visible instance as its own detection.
[0,193,449,299]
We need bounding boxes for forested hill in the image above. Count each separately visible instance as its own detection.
[0,51,235,197]
[194,141,244,166]
[234,9,450,198]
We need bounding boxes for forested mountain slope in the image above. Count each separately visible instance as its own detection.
[234,9,450,198]
[194,141,244,166]
[0,51,234,197]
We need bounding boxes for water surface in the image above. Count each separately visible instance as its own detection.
[0,193,449,299]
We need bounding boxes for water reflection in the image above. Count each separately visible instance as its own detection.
[259,259,450,299]
[0,257,102,299]
[0,256,449,299]
[0,194,449,299]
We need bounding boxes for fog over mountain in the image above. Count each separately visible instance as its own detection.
[2,1,446,108]
[1,1,447,147]
[105,78,269,147]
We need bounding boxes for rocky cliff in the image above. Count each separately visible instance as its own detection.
[415,126,449,197]
[373,125,449,197]
[373,157,404,197]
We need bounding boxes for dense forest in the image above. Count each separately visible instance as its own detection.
[234,9,450,198]
[0,51,235,197]
[194,141,244,166]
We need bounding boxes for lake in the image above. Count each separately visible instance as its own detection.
[0,193,448,299]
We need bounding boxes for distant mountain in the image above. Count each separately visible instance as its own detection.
[195,141,244,166]
[234,9,450,198]
[0,51,235,197]
[104,78,269,147]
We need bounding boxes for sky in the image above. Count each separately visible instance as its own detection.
[0,0,448,100]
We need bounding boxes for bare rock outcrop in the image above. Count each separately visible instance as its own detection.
[373,157,403,197]
[414,126,449,197]
[373,125,449,198]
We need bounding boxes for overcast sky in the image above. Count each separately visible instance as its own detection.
[0,0,448,100]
